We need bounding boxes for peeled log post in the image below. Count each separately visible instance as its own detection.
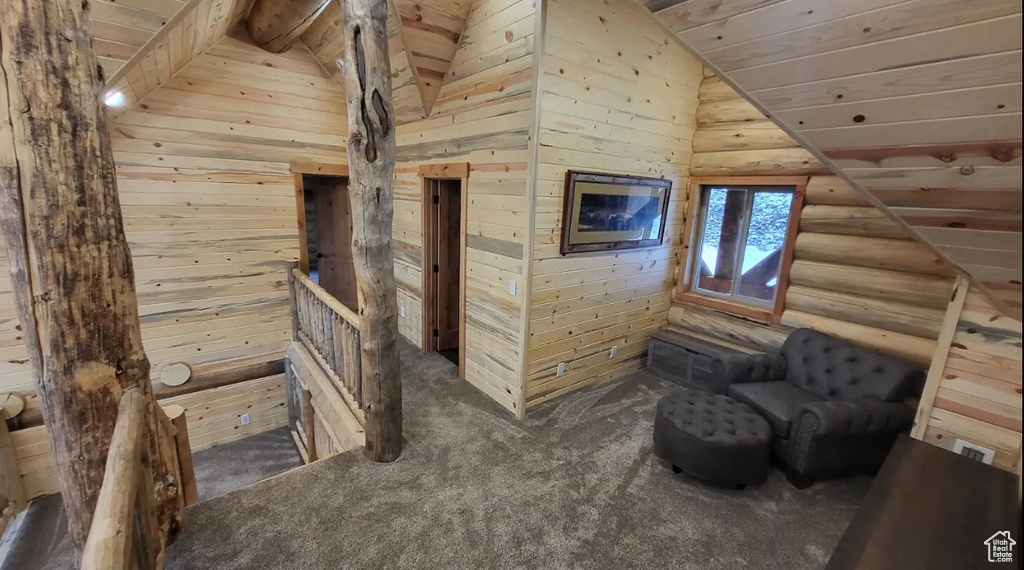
[0,0,183,558]
[247,0,331,53]
[338,0,403,462]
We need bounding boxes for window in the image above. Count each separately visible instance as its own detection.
[680,177,805,320]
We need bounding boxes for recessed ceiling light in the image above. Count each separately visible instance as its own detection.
[104,90,125,107]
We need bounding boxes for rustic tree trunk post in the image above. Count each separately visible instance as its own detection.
[0,0,183,558]
[338,0,403,462]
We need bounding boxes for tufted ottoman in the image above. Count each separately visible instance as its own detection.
[653,389,772,488]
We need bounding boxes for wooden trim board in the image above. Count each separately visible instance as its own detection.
[419,166,469,378]
[291,161,349,176]
[676,175,807,322]
[912,275,970,439]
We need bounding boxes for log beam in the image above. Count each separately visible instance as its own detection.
[246,0,331,53]
[0,0,183,558]
[339,0,403,462]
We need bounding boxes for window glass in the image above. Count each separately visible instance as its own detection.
[738,192,793,302]
[691,185,795,308]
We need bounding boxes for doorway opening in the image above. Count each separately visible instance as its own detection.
[295,168,358,313]
[420,164,468,378]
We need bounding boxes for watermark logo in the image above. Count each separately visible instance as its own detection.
[984,531,1015,563]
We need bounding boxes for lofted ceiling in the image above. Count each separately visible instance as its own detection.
[393,0,474,113]
[102,0,255,117]
[300,0,429,123]
[100,0,474,124]
[642,0,1023,320]
[88,0,190,78]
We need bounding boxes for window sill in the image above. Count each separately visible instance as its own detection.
[674,290,779,323]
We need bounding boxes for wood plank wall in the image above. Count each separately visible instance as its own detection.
[392,0,537,415]
[113,28,346,387]
[522,0,702,410]
[0,30,344,484]
[668,71,957,367]
[920,286,1022,472]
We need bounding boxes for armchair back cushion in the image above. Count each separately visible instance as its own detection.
[780,328,924,402]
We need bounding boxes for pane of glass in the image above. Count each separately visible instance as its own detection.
[737,191,793,303]
[696,188,744,294]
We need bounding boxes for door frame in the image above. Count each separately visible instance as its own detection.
[291,161,349,275]
[419,163,469,379]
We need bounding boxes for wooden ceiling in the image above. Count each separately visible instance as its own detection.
[300,0,428,123]
[99,0,473,124]
[644,0,1023,320]
[89,0,191,78]
[103,0,255,118]
[393,0,474,113]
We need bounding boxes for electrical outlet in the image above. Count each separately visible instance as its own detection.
[556,362,566,376]
[509,279,517,296]
[953,439,995,465]
[610,345,618,359]
[400,306,405,317]
[240,413,250,426]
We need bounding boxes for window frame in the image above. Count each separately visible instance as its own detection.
[676,176,806,322]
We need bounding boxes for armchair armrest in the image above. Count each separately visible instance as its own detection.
[796,399,914,437]
[713,352,786,388]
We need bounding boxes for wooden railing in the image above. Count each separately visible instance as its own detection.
[289,268,363,411]
[80,390,197,570]
[81,388,160,570]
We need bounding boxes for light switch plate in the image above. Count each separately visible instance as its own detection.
[556,362,565,376]
[610,345,618,359]
[509,280,517,296]
[240,413,250,426]
[400,306,405,317]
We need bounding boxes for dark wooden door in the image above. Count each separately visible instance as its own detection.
[436,181,461,351]
[312,176,358,311]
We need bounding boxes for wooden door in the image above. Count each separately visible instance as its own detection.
[436,181,461,350]
[312,177,358,311]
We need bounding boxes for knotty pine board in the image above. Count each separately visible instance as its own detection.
[523,0,703,409]
[0,33,345,398]
[922,287,1022,472]
[391,0,537,416]
[647,0,1022,319]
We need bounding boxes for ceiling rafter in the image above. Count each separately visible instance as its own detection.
[103,0,256,119]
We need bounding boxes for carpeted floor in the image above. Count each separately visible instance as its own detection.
[192,426,304,502]
[0,426,303,569]
[165,341,869,570]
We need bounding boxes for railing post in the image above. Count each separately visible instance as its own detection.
[287,262,300,342]
[301,389,317,462]
[81,389,152,570]
[324,310,337,372]
[162,405,197,507]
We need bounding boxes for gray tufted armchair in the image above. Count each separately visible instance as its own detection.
[713,328,924,488]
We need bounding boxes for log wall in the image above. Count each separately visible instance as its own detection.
[669,72,957,367]
[392,0,537,415]
[918,285,1022,473]
[522,0,702,410]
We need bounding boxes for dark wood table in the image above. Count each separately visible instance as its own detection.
[827,436,1020,570]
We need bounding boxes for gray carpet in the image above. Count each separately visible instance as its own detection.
[166,341,869,570]
[192,426,303,502]
[0,427,303,570]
